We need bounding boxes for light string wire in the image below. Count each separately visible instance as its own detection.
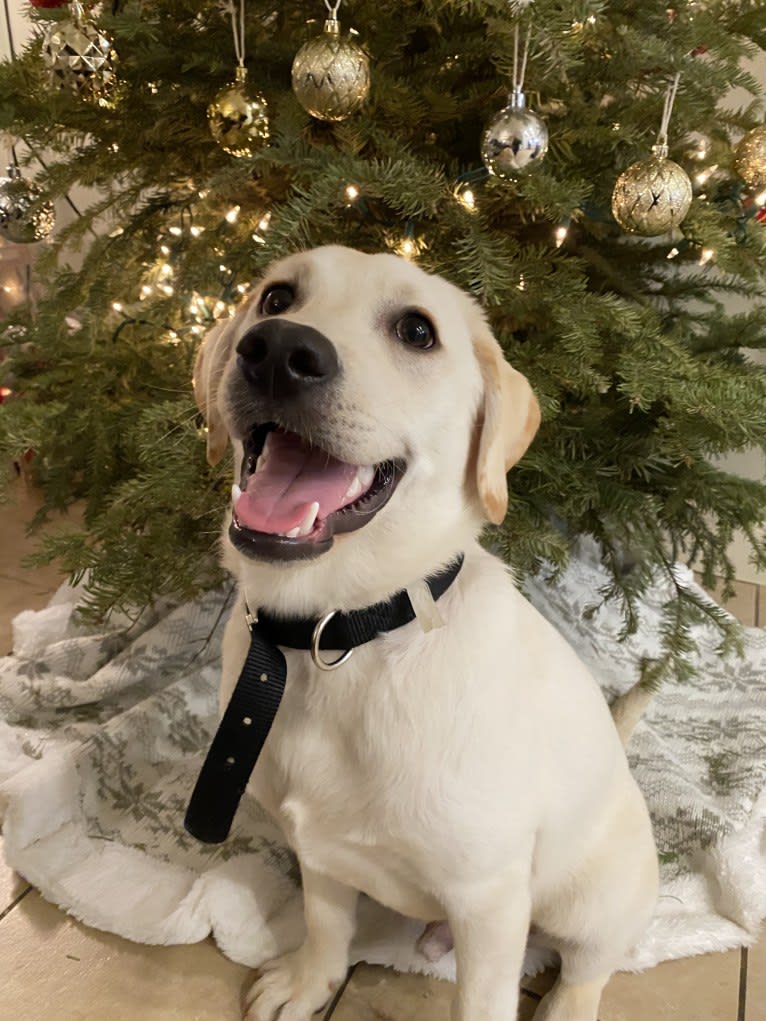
[657,72,682,148]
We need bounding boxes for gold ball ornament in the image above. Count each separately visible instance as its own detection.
[734,125,766,190]
[208,66,270,157]
[291,16,370,122]
[612,145,692,236]
[0,165,55,244]
[41,1,119,107]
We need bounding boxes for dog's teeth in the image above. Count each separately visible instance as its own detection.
[343,475,363,502]
[285,526,300,538]
[231,483,242,505]
[296,501,320,537]
[358,465,375,489]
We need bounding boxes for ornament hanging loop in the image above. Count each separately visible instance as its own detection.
[227,0,247,68]
[510,22,532,102]
[656,72,681,151]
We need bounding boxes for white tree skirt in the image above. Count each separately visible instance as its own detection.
[1,550,765,979]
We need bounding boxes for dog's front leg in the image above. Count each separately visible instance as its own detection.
[447,876,531,1021]
[244,865,358,1021]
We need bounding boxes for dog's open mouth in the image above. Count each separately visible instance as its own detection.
[229,423,406,560]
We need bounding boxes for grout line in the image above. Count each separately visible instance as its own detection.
[737,947,748,1021]
[323,962,358,1019]
[755,585,761,629]
[0,885,32,925]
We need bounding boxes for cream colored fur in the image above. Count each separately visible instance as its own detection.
[195,246,659,1021]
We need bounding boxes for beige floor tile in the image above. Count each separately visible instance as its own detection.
[0,835,30,916]
[329,964,454,1020]
[0,481,80,653]
[746,938,765,1021]
[329,963,539,1020]
[599,950,741,1021]
[0,889,253,1021]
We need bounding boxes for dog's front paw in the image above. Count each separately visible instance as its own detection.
[244,947,343,1021]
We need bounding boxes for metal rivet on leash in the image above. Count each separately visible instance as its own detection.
[311,610,354,671]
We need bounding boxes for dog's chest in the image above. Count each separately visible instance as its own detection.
[249,643,446,917]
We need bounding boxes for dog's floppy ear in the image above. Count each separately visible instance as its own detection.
[193,317,237,466]
[474,328,540,525]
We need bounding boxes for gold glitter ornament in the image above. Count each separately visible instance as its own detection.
[41,1,119,107]
[0,165,55,244]
[291,10,370,122]
[734,125,766,190]
[612,143,692,236]
[208,66,269,157]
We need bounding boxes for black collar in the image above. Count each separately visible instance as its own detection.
[185,554,464,844]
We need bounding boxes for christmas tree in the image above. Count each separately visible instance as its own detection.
[1,0,766,685]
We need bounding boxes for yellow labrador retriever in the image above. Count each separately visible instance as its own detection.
[192,245,658,1021]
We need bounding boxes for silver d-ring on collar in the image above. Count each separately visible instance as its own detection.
[311,610,354,671]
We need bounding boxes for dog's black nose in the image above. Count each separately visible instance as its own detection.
[236,319,340,399]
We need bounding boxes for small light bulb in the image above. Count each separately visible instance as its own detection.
[190,225,205,237]
[517,274,526,291]
[160,245,170,255]
[258,212,272,231]
[112,301,123,312]
[666,247,680,260]
[198,189,209,199]
[555,226,568,247]
[454,185,477,211]
[345,184,360,201]
[225,206,240,224]
[140,285,153,298]
[699,248,715,265]
[756,190,766,206]
[237,283,248,293]
[169,226,182,236]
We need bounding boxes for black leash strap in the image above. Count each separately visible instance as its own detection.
[184,555,464,844]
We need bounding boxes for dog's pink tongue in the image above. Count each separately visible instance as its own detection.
[235,430,359,534]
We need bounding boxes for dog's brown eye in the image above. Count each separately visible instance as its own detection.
[260,284,295,316]
[395,312,436,350]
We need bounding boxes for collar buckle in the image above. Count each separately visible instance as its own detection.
[311,610,354,671]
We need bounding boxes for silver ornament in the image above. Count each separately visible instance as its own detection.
[291,15,370,122]
[208,66,270,157]
[481,88,549,178]
[42,0,119,107]
[734,125,766,190]
[612,143,692,236]
[0,166,55,244]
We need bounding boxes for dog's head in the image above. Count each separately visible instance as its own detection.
[195,246,539,607]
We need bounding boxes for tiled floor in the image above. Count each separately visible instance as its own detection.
[0,480,763,1020]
